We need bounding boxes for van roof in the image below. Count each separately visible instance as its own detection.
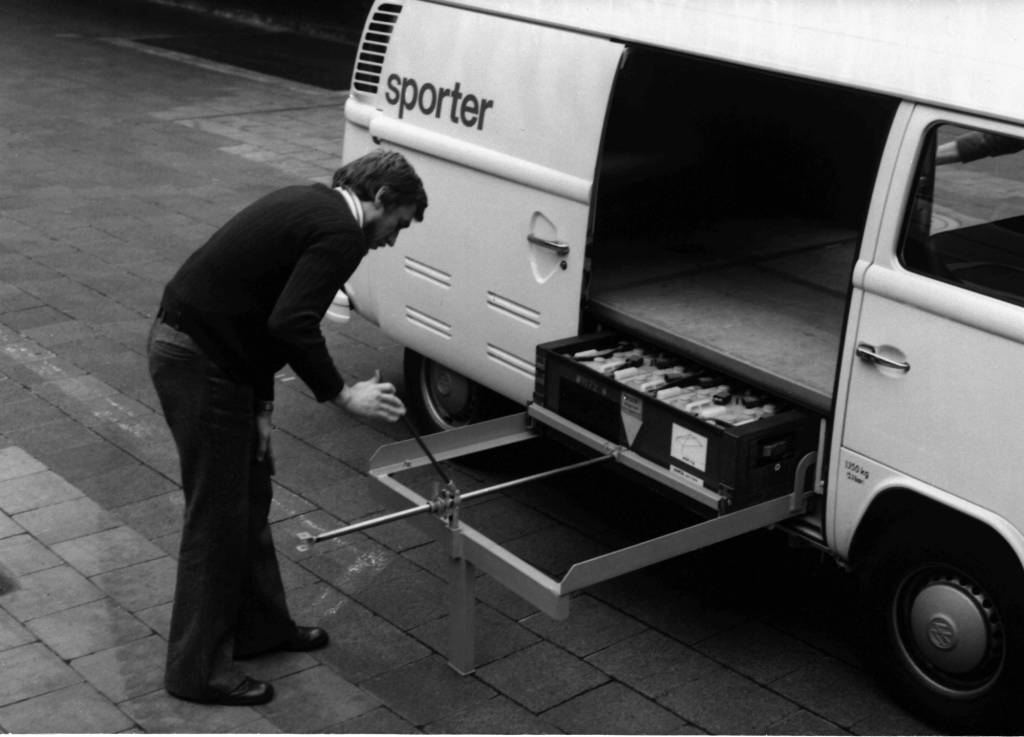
[428,0,1024,126]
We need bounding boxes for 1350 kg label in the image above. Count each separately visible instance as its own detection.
[845,460,870,484]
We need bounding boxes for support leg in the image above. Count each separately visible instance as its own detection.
[447,549,476,675]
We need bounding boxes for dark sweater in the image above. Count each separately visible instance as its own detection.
[160,183,366,402]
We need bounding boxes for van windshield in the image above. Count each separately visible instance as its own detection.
[901,124,1024,306]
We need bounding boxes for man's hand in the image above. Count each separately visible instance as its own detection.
[334,370,406,422]
[255,405,276,475]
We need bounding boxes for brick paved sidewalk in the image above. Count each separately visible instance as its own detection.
[0,0,940,733]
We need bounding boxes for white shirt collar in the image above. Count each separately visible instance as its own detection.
[334,186,364,228]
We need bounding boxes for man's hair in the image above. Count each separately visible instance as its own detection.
[332,150,428,220]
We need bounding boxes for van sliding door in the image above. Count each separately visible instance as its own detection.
[343,1,624,405]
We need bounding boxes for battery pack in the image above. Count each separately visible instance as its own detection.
[535,332,820,510]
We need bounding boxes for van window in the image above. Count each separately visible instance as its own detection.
[900,124,1024,306]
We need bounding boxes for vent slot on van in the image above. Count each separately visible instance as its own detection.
[353,2,402,94]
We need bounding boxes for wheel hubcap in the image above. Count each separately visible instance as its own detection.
[421,361,475,427]
[897,569,1004,696]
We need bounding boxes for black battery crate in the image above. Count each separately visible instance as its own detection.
[535,332,819,510]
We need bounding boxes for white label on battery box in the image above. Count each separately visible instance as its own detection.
[670,423,708,472]
[670,464,704,488]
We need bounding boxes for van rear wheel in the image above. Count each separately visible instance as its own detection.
[403,349,494,434]
[865,527,1024,733]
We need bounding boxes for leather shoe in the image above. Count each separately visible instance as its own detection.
[282,625,329,652]
[169,677,274,706]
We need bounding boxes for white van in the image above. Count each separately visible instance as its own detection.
[335,1,1024,730]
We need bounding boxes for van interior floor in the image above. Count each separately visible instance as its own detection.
[586,218,858,414]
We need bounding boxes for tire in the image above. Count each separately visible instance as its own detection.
[403,349,507,434]
[864,525,1024,733]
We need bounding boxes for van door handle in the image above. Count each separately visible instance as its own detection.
[527,234,570,257]
[856,343,910,372]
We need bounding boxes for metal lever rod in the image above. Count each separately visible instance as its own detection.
[296,452,615,549]
[403,415,452,485]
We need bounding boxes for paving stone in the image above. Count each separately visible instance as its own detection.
[233,717,284,733]
[27,597,151,660]
[476,641,609,714]
[851,708,938,736]
[0,305,69,331]
[0,564,104,621]
[348,567,448,632]
[0,681,131,733]
[0,445,46,481]
[767,708,852,735]
[272,553,315,591]
[400,540,451,580]
[459,494,560,544]
[128,438,182,483]
[287,583,431,683]
[136,601,172,640]
[151,528,181,560]
[34,373,118,405]
[591,573,749,645]
[362,654,496,726]
[91,555,177,612]
[585,629,723,699]
[24,319,98,347]
[0,395,66,433]
[75,460,179,510]
[268,483,316,523]
[255,665,380,732]
[237,649,317,683]
[120,689,262,734]
[696,619,823,685]
[0,608,34,651]
[296,471,389,524]
[13,495,121,545]
[9,418,102,460]
[771,655,894,729]
[29,439,136,485]
[363,516,434,553]
[299,534,420,595]
[543,681,693,735]
[522,594,647,658]
[0,469,83,514]
[332,705,420,734]
[424,694,558,735]
[0,286,43,313]
[0,532,62,575]
[51,525,165,577]
[656,660,800,734]
[268,431,361,496]
[3,356,87,391]
[410,602,540,667]
[0,642,81,707]
[305,422,398,475]
[475,573,540,621]
[111,491,182,539]
[271,508,347,564]
[72,635,167,703]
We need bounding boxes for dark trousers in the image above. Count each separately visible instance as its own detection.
[148,319,294,698]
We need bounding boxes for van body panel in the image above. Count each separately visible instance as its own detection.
[830,449,1024,566]
[841,105,1024,541]
[825,102,913,546]
[430,0,1024,127]
[345,2,624,403]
